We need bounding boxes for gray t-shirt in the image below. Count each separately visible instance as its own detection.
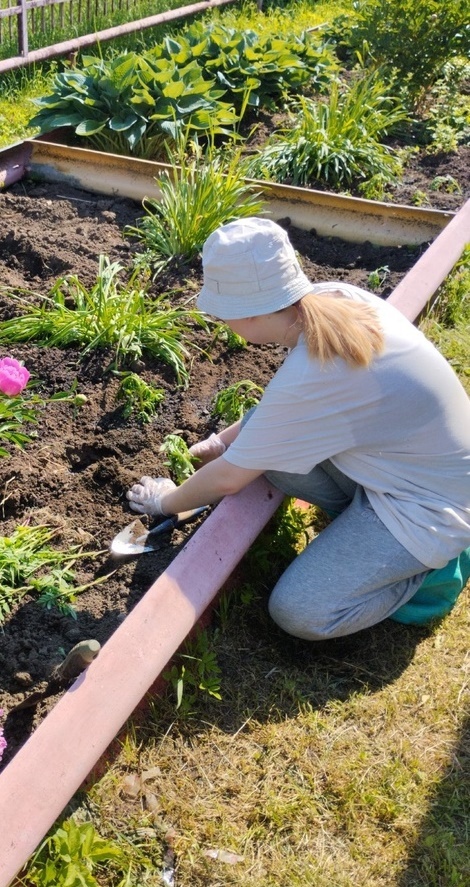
[224,283,470,568]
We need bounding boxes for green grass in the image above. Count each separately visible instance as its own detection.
[0,65,56,148]
[0,0,203,62]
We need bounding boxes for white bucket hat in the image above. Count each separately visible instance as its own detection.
[197,217,313,320]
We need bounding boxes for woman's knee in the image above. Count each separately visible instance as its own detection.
[268,583,334,641]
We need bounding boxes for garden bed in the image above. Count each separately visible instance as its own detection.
[0,169,466,771]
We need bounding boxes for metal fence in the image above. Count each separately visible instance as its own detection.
[0,0,133,54]
[0,0,237,72]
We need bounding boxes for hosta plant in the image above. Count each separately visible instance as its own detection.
[152,22,338,113]
[128,138,265,271]
[247,72,408,189]
[211,380,264,424]
[28,52,238,158]
[0,256,207,384]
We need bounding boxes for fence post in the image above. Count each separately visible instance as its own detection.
[18,0,29,57]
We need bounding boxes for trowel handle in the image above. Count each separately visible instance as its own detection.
[146,506,208,539]
[146,517,177,538]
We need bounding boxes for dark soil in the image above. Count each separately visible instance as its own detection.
[0,142,468,769]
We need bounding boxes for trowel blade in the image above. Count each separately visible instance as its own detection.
[109,507,209,557]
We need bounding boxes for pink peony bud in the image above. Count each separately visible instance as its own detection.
[0,357,31,396]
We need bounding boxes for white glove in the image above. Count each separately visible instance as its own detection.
[126,476,177,516]
[189,433,226,466]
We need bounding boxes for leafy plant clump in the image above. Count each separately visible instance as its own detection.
[128,139,265,271]
[155,21,338,113]
[115,372,165,424]
[0,256,207,385]
[27,23,337,157]
[247,72,407,189]
[25,817,126,887]
[211,380,264,424]
[28,52,238,158]
[163,627,222,715]
[159,433,196,484]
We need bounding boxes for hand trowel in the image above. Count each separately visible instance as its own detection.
[110,506,208,557]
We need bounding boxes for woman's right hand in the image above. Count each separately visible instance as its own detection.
[189,433,226,467]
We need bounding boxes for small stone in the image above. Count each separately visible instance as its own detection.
[13,671,34,687]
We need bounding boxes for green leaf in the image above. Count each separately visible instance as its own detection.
[108,111,141,132]
[75,118,107,136]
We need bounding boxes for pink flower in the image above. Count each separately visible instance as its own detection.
[0,708,6,763]
[0,358,31,396]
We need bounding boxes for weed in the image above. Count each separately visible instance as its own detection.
[159,433,196,484]
[212,325,247,352]
[425,245,470,328]
[358,173,391,201]
[24,817,126,886]
[163,627,222,715]
[115,372,165,424]
[245,498,315,584]
[411,189,430,206]
[211,380,264,424]
[430,174,462,194]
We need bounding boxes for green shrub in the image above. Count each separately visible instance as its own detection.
[247,72,407,189]
[327,0,470,102]
[421,59,470,153]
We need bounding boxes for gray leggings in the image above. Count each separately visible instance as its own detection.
[264,460,430,640]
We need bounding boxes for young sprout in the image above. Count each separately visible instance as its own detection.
[367,265,391,291]
[159,433,196,484]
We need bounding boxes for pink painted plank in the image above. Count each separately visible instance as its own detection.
[0,479,283,887]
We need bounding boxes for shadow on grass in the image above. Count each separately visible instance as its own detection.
[398,712,470,887]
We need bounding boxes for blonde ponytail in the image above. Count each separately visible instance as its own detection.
[298,290,384,367]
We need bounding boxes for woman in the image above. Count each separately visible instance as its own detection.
[127,218,470,638]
